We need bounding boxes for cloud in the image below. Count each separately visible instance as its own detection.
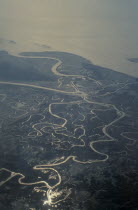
[8,40,16,44]
[34,43,51,49]
[0,38,16,45]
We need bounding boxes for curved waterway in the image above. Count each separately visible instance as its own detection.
[0,52,136,207]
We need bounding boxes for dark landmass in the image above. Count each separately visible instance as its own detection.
[0,51,137,210]
[127,58,138,63]
[0,51,57,81]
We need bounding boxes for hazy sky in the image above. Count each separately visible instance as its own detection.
[0,0,138,76]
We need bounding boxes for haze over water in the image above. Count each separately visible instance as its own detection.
[0,0,138,77]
